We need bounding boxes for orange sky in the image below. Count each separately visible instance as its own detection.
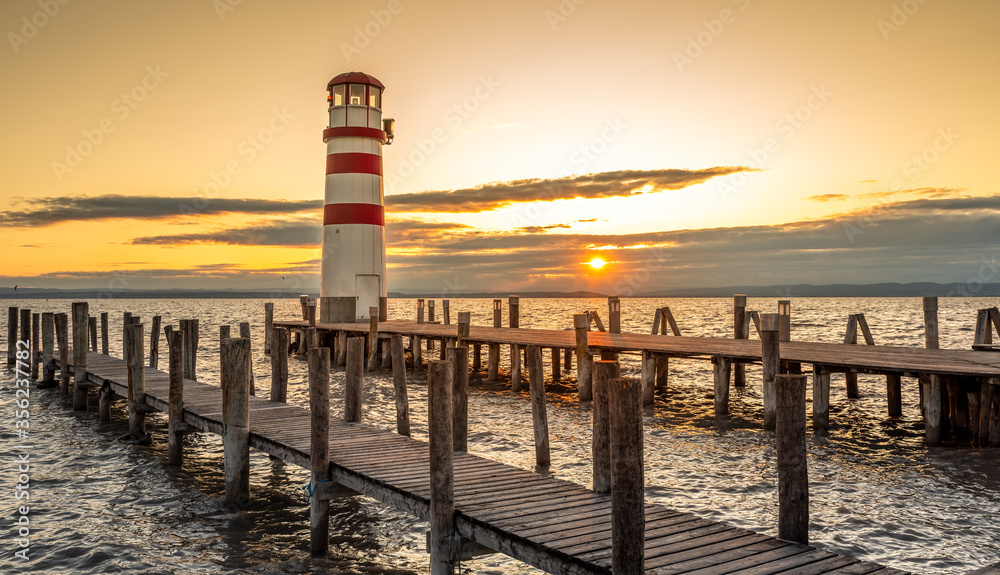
[1,0,998,294]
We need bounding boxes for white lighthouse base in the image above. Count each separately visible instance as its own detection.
[320,296,388,324]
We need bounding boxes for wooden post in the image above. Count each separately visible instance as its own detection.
[264,302,274,355]
[656,355,669,394]
[608,296,621,334]
[391,334,410,436]
[167,330,184,466]
[87,315,97,353]
[414,331,423,372]
[609,376,644,574]
[761,313,780,430]
[487,299,501,381]
[300,294,310,321]
[336,330,347,366]
[813,364,831,433]
[221,337,251,507]
[443,300,450,325]
[551,347,561,380]
[447,346,469,452]
[924,374,943,446]
[662,306,682,336]
[428,359,457,573]
[574,313,592,401]
[592,360,618,494]
[308,301,317,327]
[428,299,436,324]
[526,345,550,467]
[41,313,55,384]
[968,387,982,445]
[148,315,161,369]
[56,313,69,395]
[126,323,146,440]
[473,344,482,372]
[309,345,331,555]
[921,296,939,419]
[181,319,199,381]
[945,376,967,436]
[989,378,1000,448]
[778,300,791,342]
[239,322,255,396]
[100,312,109,355]
[19,309,30,365]
[456,312,470,348]
[712,355,731,416]
[776,373,808,544]
[887,374,903,418]
[844,315,860,399]
[270,327,289,403]
[123,311,132,359]
[345,337,364,422]
[980,382,994,445]
[72,302,89,411]
[31,313,40,380]
[734,294,747,387]
[417,298,425,324]
[641,350,655,405]
[509,296,521,391]
[564,348,572,372]
[6,307,16,366]
[368,307,379,371]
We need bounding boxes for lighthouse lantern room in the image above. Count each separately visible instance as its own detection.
[320,72,391,323]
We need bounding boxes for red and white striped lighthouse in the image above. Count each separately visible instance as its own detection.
[320,72,392,323]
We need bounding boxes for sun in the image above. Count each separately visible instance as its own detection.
[587,256,607,270]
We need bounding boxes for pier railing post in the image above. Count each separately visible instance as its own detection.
[180,319,199,381]
[222,337,251,507]
[391,334,410,436]
[309,346,331,555]
[921,296,941,439]
[608,296,621,334]
[447,346,469,453]
[574,313,593,401]
[509,295,522,390]
[6,306,16,366]
[149,315,161,369]
[88,315,97,353]
[308,301,317,327]
[641,351,655,405]
[526,344,550,467]
[592,360,619,494]
[167,329,184,465]
[31,313,40,380]
[610,376,644,574]
[72,302,89,411]
[123,312,132,359]
[776,373,809,544]
[56,313,69,395]
[428,299,436,324]
[239,322,255,395]
[844,314,860,399]
[730,295,745,389]
[345,337,364,422]
[456,312,470,348]
[126,323,147,440]
[443,300,450,325]
[41,313,55,384]
[270,327,289,403]
[761,313,780,430]
[264,302,274,355]
[428,359,457,574]
[368,306,379,372]
[100,312,109,355]
[20,309,30,369]
[487,299,501,381]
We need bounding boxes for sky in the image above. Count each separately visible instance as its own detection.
[1,0,998,296]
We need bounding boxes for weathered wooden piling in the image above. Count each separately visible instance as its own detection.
[417,299,425,324]
[487,299,501,381]
[734,294,747,387]
[391,334,410,436]
[41,312,55,383]
[308,300,317,327]
[457,312,470,348]
[123,312,132,359]
[776,373,808,544]
[844,315,860,399]
[264,302,274,355]
[239,322,255,395]
[473,344,482,373]
[88,316,97,353]
[100,312,109,355]
[6,306,16,366]
[126,323,146,440]
[761,313,780,430]
[270,327,289,403]
[300,294,310,321]
[19,308,30,363]
[368,306,379,372]
[924,374,943,446]
[180,319,199,381]
[609,376,644,574]
[922,296,940,418]
[428,360,457,573]
[886,374,903,418]
[447,346,469,453]
[31,313,40,380]
[149,315,161,369]
[72,302,89,411]
[443,300,450,325]
[167,329,184,466]
[345,337,364,422]
[309,346,331,555]
[712,355,731,416]
[336,330,347,366]
[574,313,592,401]
[641,351,655,405]
[221,337,251,506]
[526,345,550,467]
[510,296,522,390]
[592,360,619,494]
[56,313,69,395]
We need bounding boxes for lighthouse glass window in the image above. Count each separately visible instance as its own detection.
[331,85,345,106]
[349,85,365,105]
[369,88,380,109]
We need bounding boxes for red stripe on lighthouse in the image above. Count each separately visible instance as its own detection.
[326,153,382,176]
[323,127,387,142]
[323,203,385,226]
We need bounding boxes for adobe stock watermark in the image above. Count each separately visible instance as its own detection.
[8,0,71,54]
[340,0,406,62]
[213,0,244,21]
[180,107,295,215]
[545,0,587,31]
[948,252,1000,297]
[383,75,501,187]
[718,84,833,200]
[878,0,930,41]
[672,0,751,72]
[843,127,959,244]
[51,65,169,182]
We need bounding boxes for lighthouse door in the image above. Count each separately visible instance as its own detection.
[355,275,380,320]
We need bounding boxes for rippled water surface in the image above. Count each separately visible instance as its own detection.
[2,297,1000,574]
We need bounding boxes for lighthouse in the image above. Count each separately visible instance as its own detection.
[320,72,393,323]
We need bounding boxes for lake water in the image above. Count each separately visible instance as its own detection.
[2,296,999,574]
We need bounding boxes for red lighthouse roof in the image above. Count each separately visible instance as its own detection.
[327,72,384,91]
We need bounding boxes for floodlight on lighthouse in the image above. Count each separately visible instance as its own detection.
[320,71,390,324]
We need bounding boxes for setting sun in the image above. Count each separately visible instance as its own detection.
[588,257,608,270]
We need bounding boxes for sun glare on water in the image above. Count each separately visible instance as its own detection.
[588,257,607,270]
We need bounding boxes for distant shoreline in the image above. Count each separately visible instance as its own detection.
[2,282,998,299]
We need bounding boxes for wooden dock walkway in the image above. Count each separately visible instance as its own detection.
[59,349,906,575]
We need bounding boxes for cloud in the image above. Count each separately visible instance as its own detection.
[385,167,757,213]
[805,194,848,202]
[131,218,320,246]
[0,194,322,227]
